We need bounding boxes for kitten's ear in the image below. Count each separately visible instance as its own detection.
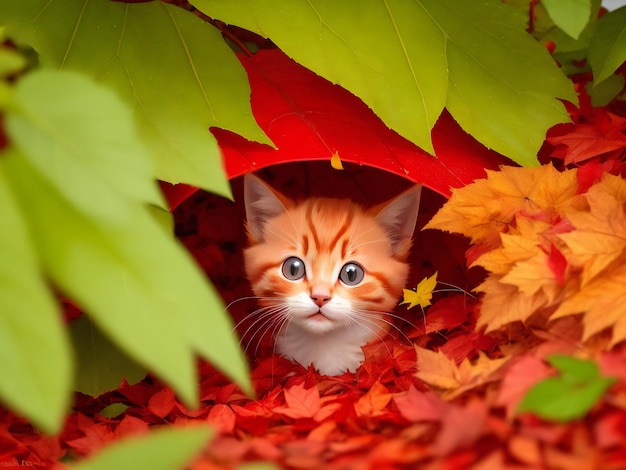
[244,173,290,242]
[375,185,422,257]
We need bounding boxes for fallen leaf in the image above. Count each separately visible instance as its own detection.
[424,164,580,243]
[330,151,343,170]
[147,387,176,419]
[273,383,321,420]
[401,272,438,309]
[393,385,446,422]
[415,347,509,398]
[354,381,392,418]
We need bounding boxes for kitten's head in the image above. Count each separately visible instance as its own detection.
[243,174,421,336]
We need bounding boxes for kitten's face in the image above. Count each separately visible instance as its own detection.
[243,175,420,337]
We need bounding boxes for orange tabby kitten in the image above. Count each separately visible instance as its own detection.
[243,174,421,376]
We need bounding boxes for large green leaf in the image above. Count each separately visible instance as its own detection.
[588,6,626,86]
[4,69,250,404]
[70,425,212,470]
[518,355,616,422]
[194,0,576,165]
[69,315,146,398]
[7,70,163,219]
[5,151,198,406]
[0,0,271,197]
[542,0,592,39]
[0,161,72,434]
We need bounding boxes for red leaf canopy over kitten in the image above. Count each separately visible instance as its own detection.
[243,174,421,376]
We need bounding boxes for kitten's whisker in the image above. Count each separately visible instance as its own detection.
[250,314,282,357]
[241,307,287,353]
[226,296,281,310]
[354,309,419,342]
[343,315,394,360]
[355,310,414,346]
[266,313,291,359]
[436,283,476,299]
[233,304,283,336]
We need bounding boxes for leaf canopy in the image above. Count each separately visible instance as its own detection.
[0,0,271,197]
[194,0,576,166]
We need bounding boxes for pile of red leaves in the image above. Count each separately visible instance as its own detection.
[2,39,626,470]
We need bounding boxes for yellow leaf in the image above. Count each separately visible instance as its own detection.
[330,151,343,170]
[559,184,626,286]
[552,264,626,346]
[415,347,509,399]
[475,277,550,332]
[424,164,581,244]
[401,272,437,309]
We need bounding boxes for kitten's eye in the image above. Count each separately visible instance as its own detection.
[282,257,306,280]
[339,262,365,286]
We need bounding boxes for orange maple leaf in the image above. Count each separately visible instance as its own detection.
[552,264,626,347]
[429,165,626,349]
[414,346,509,399]
[424,164,581,244]
[354,381,393,418]
[559,180,626,286]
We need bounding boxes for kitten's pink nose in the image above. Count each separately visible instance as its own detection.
[311,291,331,308]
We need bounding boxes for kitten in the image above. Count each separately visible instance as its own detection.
[242,174,421,376]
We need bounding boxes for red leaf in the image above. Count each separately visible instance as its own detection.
[393,385,446,422]
[423,295,474,334]
[354,381,393,418]
[147,387,176,419]
[217,49,510,197]
[547,244,567,285]
[207,404,236,434]
[117,415,149,437]
[158,181,198,212]
[548,111,626,165]
[433,399,487,456]
[495,354,554,419]
[273,383,321,419]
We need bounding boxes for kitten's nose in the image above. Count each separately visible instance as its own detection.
[311,290,331,307]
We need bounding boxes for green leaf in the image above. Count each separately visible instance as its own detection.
[99,403,130,419]
[0,0,271,197]
[0,46,26,76]
[547,354,600,382]
[69,315,146,398]
[5,151,198,406]
[0,161,72,434]
[4,69,250,404]
[438,1,575,166]
[6,69,164,217]
[588,6,626,86]
[542,0,592,39]
[194,0,575,166]
[70,425,212,470]
[517,355,616,422]
[588,73,625,106]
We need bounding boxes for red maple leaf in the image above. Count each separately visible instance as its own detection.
[548,110,626,165]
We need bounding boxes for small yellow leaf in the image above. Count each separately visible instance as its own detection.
[401,272,438,309]
[330,151,343,170]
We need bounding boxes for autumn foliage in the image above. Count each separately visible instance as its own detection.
[2,1,626,469]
